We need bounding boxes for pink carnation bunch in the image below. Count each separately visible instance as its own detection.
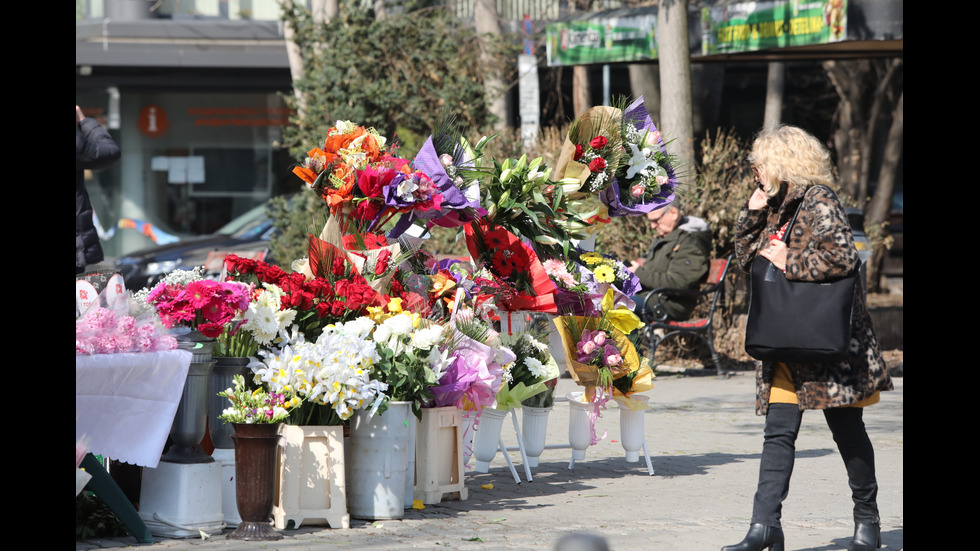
[76,307,178,355]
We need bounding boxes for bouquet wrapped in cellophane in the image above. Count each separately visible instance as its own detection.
[553,96,679,217]
[553,289,653,411]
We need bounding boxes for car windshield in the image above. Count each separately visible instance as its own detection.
[215,202,272,239]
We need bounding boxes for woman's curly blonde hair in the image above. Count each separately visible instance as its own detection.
[748,125,835,197]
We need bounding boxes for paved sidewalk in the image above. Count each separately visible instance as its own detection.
[77,372,904,551]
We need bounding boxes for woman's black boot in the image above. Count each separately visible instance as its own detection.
[721,524,785,551]
[848,521,881,550]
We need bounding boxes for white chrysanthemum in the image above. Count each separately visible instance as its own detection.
[523,356,548,379]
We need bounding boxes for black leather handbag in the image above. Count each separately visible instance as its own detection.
[744,187,857,363]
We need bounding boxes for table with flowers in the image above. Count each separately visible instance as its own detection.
[76,348,192,543]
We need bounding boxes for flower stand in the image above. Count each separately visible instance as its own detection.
[567,391,593,462]
[414,406,468,505]
[272,425,349,530]
[520,406,552,467]
[471,407,508,473]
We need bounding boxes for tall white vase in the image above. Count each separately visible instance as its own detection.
[567,392,592,460]
[346,402,410,520]
[521,406,552,467]
[619,396,649,462]
[404,414,418,509]
[471,407,508,473]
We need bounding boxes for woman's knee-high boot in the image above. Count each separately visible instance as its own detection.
[824,407,881,550]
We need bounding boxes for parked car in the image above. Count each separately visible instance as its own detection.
[115,201,276,291]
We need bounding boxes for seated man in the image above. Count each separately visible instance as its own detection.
[628,202,712,321]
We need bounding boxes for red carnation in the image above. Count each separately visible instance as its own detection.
[588,157,607,172]
[589,136,608,149]
[573,144,584,161]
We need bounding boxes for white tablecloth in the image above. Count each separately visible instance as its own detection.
[76,349,192,468]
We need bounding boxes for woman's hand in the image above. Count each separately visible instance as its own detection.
[759,238,787,271]
[747,188,768,210]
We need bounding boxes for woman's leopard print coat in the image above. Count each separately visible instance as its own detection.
[735,183,893,415]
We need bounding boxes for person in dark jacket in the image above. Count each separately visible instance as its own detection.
[628,202,712,321]
[76,105,120,275]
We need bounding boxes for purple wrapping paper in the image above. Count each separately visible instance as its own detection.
[601,96,678,217]
[388,136,483,238]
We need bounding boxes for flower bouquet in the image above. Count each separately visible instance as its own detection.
[463,222,559,315]
[388,117,492,238]
[217,374,295,425]
[552,105,625,195]
[600,96,679,216]
[427,310,509,413]
[213,282,297,358]
[494,327,560,411]
[291,120,408,234]
[554,293,653,406]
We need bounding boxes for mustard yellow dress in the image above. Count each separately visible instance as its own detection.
[770,363,879,407]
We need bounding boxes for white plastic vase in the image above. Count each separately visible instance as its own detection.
[346,402,410,520]
[567,392,592,461]
[461,411,477,465]
[521,406,552,467]
[619,396,649,462]
[471,407,508,473]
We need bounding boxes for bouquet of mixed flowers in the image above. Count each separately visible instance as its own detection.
[493,326,560,410]
[141,267,251,339]
[600,97,679,216]
[579,252,642,300]
[217,374,295,424]
[430,309,512,415]
[553,106,625,195]
[554,296,652,404]
[250,320,389,425]
[388,117,492,238]
[291,120,412,233]
[370,313,445,420]
[554,309,654,447]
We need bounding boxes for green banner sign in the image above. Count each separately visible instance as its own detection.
[703,0,847,55]
[546,14,658,67]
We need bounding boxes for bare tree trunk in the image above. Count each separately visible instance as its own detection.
[281,0,334,118]
[657,0,695,184]
[865,90,902,293]
[824,59,902,204]
[475,0,508,129]
[628,64,659,115]
[572,66,592,118]
[763,62,784,131]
